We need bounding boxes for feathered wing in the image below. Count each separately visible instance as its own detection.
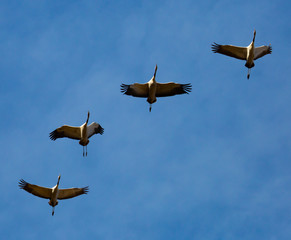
[87,122,104,138]
[58,186,89,200]
[49,125,81,141]
[254,45,272,60]
[211,43,247,60]
[155,82,192,97]
[19,179,52,199]
[121,83,149,98]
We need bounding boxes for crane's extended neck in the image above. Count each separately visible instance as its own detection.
[86,111,90,124]
[153,65,158,78]
[57,175,61,186]
[252,29,256,43]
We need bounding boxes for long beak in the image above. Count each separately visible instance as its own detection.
[154,65,158,78]
[86,111,90,124]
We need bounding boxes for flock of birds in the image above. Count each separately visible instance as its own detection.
[19,30,272,216]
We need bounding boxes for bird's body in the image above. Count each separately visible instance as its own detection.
[147,77,157,105]
[79,121,89,147]
[49,185,59,207]
[19,175,89,216]
[212,30,272,79]
[49,111,104,156]
[245,41,255,69]
[49,178,60,215]
[121,65,192,111]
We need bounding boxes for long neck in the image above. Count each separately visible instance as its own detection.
[56,176,60,187]
[86,111,90,124]
[153,65,158,78]
[252,30,256,43]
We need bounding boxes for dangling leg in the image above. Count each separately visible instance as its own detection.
[149,104,152,112]
[86,145,87,156]
[52,206,55,216]
[247,68,251,79]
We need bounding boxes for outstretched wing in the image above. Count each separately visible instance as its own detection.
[155,83,192,97]
[19,179,51,199]
[121,83,148,98]
[211,43,247,60]
[58,186,89,200]
[49,125,81,141]
[254,45,272,60]
[87,122,104,138]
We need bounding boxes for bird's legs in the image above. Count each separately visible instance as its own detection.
[149,104,152,112]
[247,68,251,79]
[52,206,55,216]
[83,146,88,157]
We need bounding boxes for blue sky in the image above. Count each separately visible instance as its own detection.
[0,0,291,239]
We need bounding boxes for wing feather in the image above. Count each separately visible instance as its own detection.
[19,179,51,199]
[58,186,89,200]
[212,43,247,60]
[121,83,149,98]
[49,125,81,141]
[254,45,272,60]
[87,122,104,139]
[155,83,192,97]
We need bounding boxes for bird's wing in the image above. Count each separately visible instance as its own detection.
[19,179,51,199]
[155,82,192,97]
[211,43,247,60]
[49,125,81,141]
[120,83,148,98]
[87,122,104,138]
[58,186,89,200]
[254,45,272,60]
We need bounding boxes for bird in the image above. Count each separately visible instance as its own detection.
[18,175,89,216]
[211,29,272,79]
[121,65,192,112]
[49,111,104,156]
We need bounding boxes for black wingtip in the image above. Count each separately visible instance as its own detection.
[83,186,89,194]
[182,83,192,94]
[120,84,129,94]
[211,42,220,53]
[49,130,57,141]
[19,179,27,189]
[95,125,104,135]
[99,126,104,135]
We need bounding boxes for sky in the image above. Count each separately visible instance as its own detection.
[0,0,291,239]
